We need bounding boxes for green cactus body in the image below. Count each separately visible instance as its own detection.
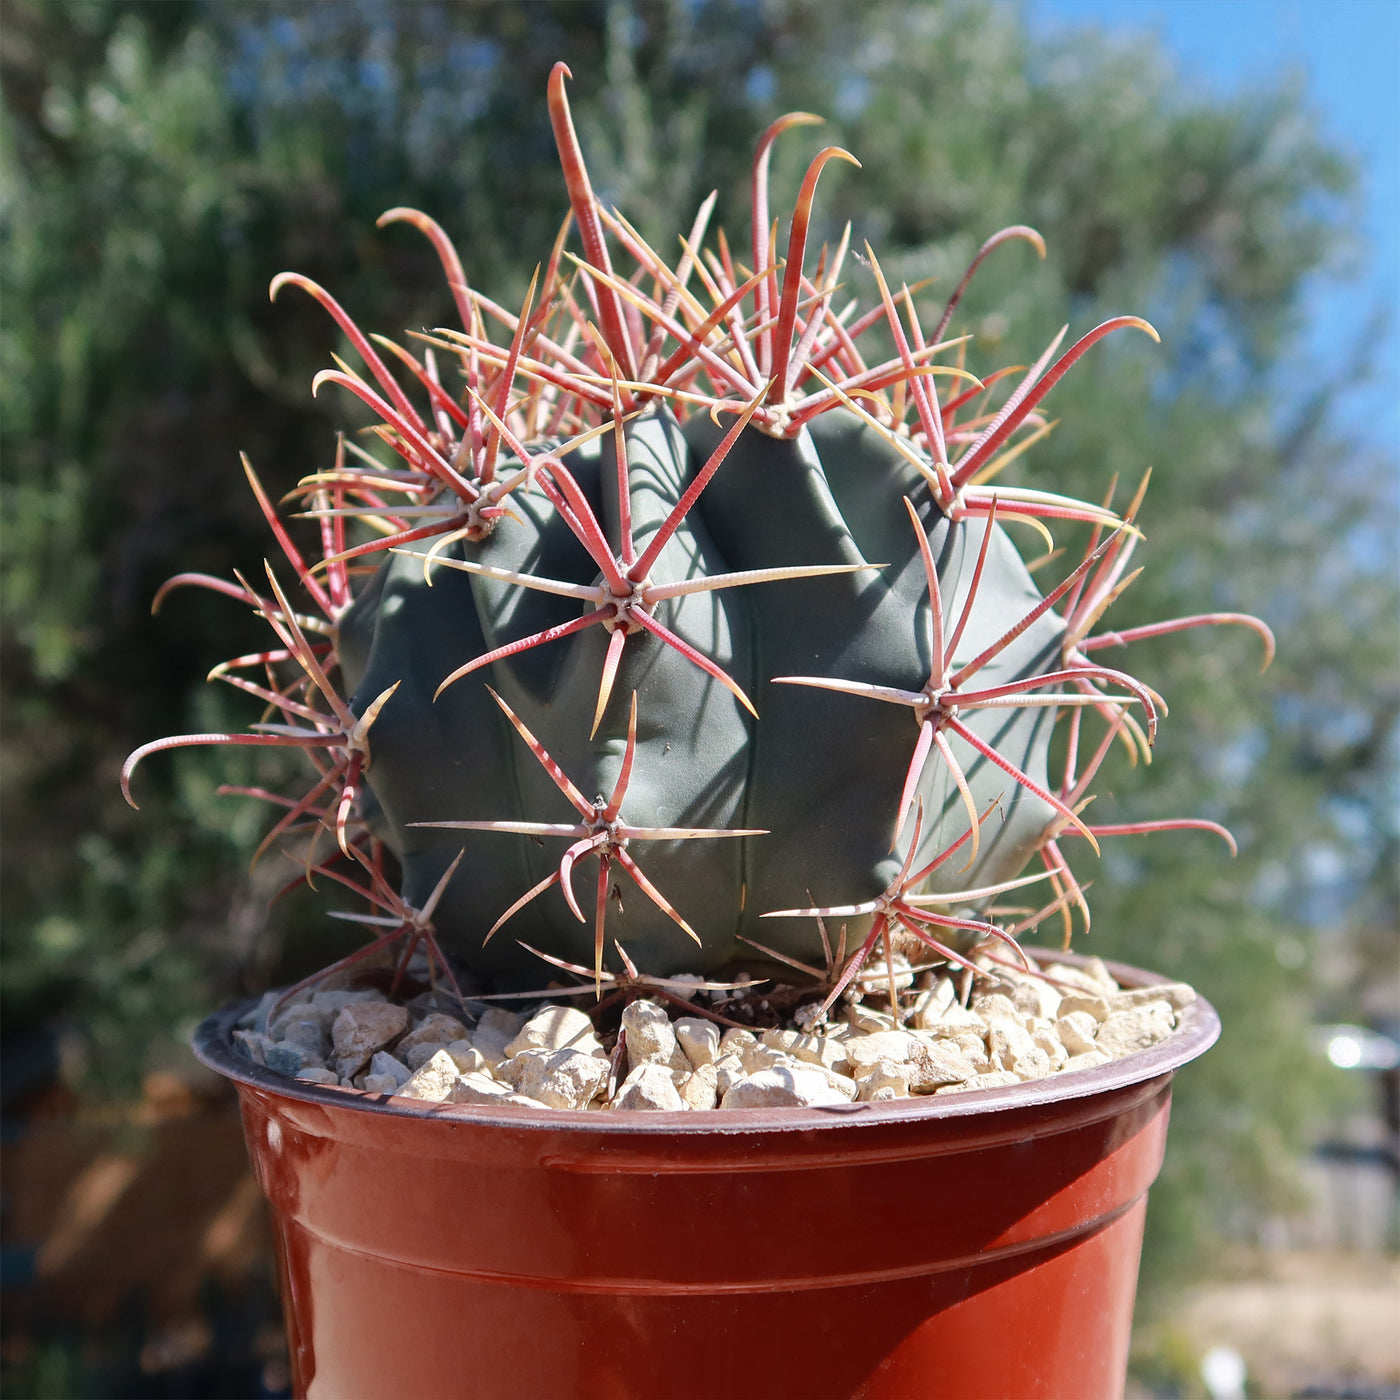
[338,403,1062,986]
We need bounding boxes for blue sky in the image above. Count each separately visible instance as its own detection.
[1029,0,1400,453]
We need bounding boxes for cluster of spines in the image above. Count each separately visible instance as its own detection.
[123,62,1274,1020]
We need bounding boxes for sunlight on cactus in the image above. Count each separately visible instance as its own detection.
[124,62,1273,1015]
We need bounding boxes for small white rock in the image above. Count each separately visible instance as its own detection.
[502,1047,609,1110]
[842,1031,917,1078]
[674,1018,721,1069]
[1062,1049,1113,1073]
[404,1041,448,1072]
[396,1013,470,1060]
[295,1067,340,1085]
[678,1063,719,1110]
[620,1000,690,1072]
[1110,983,1196,1013]
[1055,1011,1099,1056]
[855,953,914,995]
[449,1073,514,1105]
[1011,1046,1054,1081]
[394,1048,461,1102]
[761,1028,846,1074]
[1095,1001,1175,1058]
[613,1063,685,1111]
[712,1053,745,1098]
[843,1005,900,1034]
[505,1006,602,1059]
[856,1059,912,1101]
[443,1040,491,1076]
[367,1051,411,1088]
[1033,1028,1069,1070]
[907,1038,979,1091]
[971,992,1018,1024]
[720,1065,849,1109]
[233,1030,274,1066]
[266,1041,322,1076]
[1080,957,1118,989]
[921,1003,985,1037]
[987,1018,1039,1074]
[911,977,956,1030]
[1057,992,1112,1023]
[331,1002,409,1077]
[311,989,385,1020]
[277,1018,327,1055]
[718,1027,760,1059]
[1004,974,1063,1021]
[938,1070,1021,1094]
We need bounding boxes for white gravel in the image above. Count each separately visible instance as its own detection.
[234,951,1195,1111]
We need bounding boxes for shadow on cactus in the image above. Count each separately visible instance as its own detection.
[124,63,1274,1015]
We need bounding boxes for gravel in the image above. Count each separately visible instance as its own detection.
[232,951,1196,1112]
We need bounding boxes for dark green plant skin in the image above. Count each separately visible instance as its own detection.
[339,404,1064,987]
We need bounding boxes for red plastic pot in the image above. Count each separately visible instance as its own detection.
[193,954,1218,1400]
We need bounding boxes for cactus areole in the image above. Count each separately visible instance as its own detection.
[126,65,1273,1006]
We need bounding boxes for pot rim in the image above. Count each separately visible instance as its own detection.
[192,948,1219,1138]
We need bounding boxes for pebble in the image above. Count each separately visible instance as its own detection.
[394,1049,461,1102]
[233,1029,273,1066]
[278,1018,327,1055]
[712,1054,746,1098]
[449,1073,514,1105]
[674,1018,720,1068]
[987,1019,1039,1075]
[265,1041,320,1077]
[1095,1000,1175,1058]
[856,1059,913,1100]
[1058,992,1112,1022]
[613,1063,685,1111]
[953,1032,992,1073]
[763,1027,848,1074]
[911,977,956,1029]
[505,1006,603,1059]
[621,1000,690,1072]
[240,961,1191,1113]
[1034,1028,1070,1070]
[843,1031,917,1077]
[720,1065,849,1109]
[678,1063,720,1110]
[442,1040,491,1076]
[396,1013,471,1060]
[970,991,1018,1021]
[940,1070,1022,1094]
[1055,1011,1100,1056]
[500,1047,609,1110]
[331,1002,409,1077]
[924,1003,986,1036]
[907,1038,979,1090]
[1112,982,1196,1012]
[367,1051,412,1088]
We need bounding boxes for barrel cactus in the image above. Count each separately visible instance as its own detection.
[125,65,1272,1012]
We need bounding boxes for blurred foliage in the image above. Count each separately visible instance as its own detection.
[2,0,1395,1311]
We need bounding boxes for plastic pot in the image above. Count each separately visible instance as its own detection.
[193,953,1219,1400]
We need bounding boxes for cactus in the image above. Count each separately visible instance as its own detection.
[124,65,1272,1013]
